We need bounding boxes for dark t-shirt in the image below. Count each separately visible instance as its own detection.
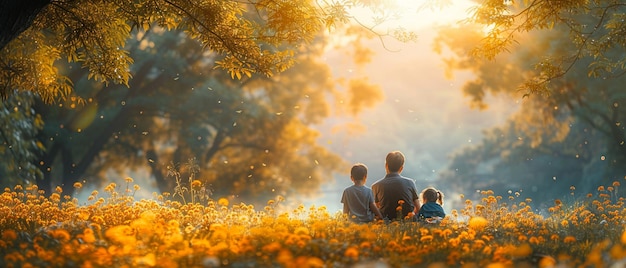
[418,202,445,220]
[341,185,376,223]
[371,173,419,220]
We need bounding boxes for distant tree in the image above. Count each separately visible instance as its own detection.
[0,0,415,102]
[0,91,44,186]
[435,2,626,199]
[466,1,626,95]
[439,116,604,205]
[30,27,382,201]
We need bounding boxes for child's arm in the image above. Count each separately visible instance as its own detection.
[413,198,421,215]
[370,201,383,220]
[343,202,349,215]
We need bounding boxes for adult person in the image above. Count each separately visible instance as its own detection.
[371,151,421,221]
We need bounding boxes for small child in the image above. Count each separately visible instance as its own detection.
[417,187,445,223]
[341,163,383,223]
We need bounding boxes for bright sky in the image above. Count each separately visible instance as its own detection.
[357,0,476,31]
[402,1,475,28]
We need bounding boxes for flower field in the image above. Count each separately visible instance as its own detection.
[1,180,626,267]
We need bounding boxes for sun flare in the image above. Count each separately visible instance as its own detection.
[380,0,476,30]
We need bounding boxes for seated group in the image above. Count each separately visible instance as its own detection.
[341,151,445,223]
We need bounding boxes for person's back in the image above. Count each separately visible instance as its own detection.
[341,163,383,223]
[417,187,446,223]
[371,151,420,221]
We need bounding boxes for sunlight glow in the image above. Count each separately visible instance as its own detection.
[380,0,476,30]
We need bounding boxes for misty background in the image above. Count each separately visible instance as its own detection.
[8,0,622,215]
[301,19,519,213]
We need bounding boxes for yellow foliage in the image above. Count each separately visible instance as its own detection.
[0,183,624,266]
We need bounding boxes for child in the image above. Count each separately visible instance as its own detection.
[341,163,383,223]
[417,187,445,223]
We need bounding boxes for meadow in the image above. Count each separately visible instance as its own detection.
[1,178,625,267]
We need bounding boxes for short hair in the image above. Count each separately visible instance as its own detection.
[386,151,405,172]
[351,163,368,181]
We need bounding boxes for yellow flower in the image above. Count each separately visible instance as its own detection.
[482,245,492,255]
[538,256,557,267]
[563,236,576,243]
[276,249,293,266]
[105,225,136,246]
[305,257,325,268]
[529,236,540,245]
[73,182,82,189]
[1,229,17,241]
[83,228,96,243]
[420,235,433,242]
[77,210,90,221]
[191,180,202,188]
[49,229,71,242]
[405,212,415,220]
[262,241,282,253]
[344,246,359,260]
[218,197,229,207]
[468,216,488,231]
[294,227,309,236]
[133,253,155,266]
[518,235,528,242]
[168,219,180,229]
[448,237,461,247]
[124,177,134,183]
[510,243,532,257]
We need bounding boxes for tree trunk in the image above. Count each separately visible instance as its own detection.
[0,0,50,49]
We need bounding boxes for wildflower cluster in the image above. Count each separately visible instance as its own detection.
[1,181,626,267]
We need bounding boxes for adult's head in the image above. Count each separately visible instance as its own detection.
[385,151,405,173]
[351,163,368,181]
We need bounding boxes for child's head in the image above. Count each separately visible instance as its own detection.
[350,163,368,183]
[422,187,444,205]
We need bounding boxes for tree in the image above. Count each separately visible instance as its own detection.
[0,91,44,186]
[466,1,626,95]
[0,0,415,102]
[439,116,602,205]
[1,0,421,198]
[0,0,49,49]
[435,2,626,200]
[29,26,382,201]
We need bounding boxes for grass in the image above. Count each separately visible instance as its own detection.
[0,180,625,267]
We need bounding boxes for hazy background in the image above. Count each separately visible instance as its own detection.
[297,2,521,212]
